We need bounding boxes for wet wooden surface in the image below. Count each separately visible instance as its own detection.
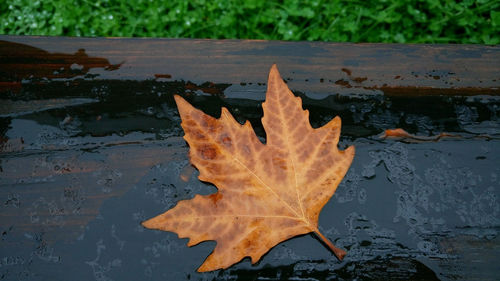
[1,36,499,280]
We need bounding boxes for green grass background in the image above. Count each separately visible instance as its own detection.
[1,0,499,44]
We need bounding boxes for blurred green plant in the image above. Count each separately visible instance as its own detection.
[1,0,499,44]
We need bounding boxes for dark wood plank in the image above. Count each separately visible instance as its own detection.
[1,36,499,96]
[1,36,499,281]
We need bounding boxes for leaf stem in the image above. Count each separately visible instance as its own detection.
[314,230,346,261]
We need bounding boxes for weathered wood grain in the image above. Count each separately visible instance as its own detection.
[1,36,499,96]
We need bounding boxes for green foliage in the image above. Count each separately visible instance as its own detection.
[1,0,499,44]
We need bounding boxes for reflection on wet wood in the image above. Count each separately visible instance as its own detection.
[0,98,99,118]
[0,40,121,81]
[1,138,184,243]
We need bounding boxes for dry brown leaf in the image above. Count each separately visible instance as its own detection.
[142,64,355,272]
[380,128,458,142]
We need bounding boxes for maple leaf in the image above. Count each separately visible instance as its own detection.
[142,64,355,272]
